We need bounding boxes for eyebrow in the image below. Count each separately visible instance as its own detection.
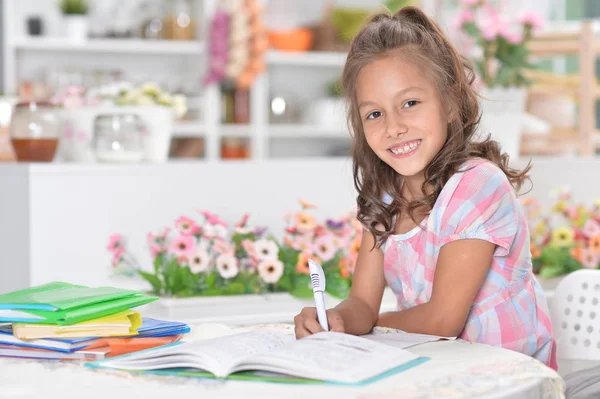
[358,86,424,109]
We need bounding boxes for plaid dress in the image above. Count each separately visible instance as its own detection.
[382,158,557,369]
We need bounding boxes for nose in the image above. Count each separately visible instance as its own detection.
[385,113,408,138]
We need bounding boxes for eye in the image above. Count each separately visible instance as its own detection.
[403,100,419,108]
[366,111,382,120]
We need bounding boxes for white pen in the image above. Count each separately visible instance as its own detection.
[308,259,329,331]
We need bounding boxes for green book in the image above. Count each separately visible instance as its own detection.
[0,282,158,325]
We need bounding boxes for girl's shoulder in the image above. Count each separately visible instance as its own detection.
[442,158,512,199]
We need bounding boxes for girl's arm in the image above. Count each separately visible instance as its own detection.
[376,238,495,337]
[333,229,387,335]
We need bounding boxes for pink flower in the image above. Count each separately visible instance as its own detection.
[107,234,124,252]
[213,238,234,256]
[175,216,199,236]
[314,235,336,262]
[149,243,164,258]
[502,30,523,44]
[198,210,227,227]
[453,9,475,29]
[242,239,257,259]
[518,10,544,30]
[169,235,195,258]
[583,219,600,239]
[581,248,600,269]
[111,247,125,267]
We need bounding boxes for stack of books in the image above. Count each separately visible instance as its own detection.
[0,282,189,361]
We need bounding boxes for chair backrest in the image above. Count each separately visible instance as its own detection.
[552,270,600,360]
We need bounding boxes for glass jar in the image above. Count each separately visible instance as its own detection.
[163,0,195,40]
[139,0,165,39]
[94,114,145,163]
[9,101,60,162]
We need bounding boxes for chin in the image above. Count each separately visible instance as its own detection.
[381,154,428,178]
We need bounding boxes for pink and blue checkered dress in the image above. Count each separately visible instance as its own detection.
[382,158,557,369]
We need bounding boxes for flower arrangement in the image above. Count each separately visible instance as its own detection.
[523,188,600,278]
[454,0,543,88]
[279,200,362,299]
[108,211,287,297]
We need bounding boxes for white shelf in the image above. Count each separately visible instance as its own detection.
[221,124,254,137]
[13,37,204,55]
[172,120,206,138]
[268,125,349,139]
[266,51,346,67]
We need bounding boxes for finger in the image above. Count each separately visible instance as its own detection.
[294,322,312,339]
[327,313,345,333]
[293,314,311,339]
[303,316,325,334]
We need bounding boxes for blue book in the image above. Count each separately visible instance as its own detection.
[0,318,190,353]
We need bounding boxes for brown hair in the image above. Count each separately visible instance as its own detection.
[342,6,530,248]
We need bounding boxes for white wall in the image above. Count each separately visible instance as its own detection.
[0,156,598,294]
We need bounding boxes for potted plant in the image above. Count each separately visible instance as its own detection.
[455,0,543,159]
[60,0,89,42]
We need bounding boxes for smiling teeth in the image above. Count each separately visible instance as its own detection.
[391,141,419,155]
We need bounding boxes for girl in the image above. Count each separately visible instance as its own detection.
[293,6,557,369]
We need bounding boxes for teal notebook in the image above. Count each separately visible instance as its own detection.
[87,330,428,385]
[0,282,158,325]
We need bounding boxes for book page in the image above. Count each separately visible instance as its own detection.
[97,329,293,377]
[238,332,419,384]
[363,328,456,349]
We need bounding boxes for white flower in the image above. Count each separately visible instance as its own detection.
[141,82,162,97]
[135,94,155,106]
[253,239,279,260]
[258,259,284,284]
[235,226,253,235]
[203,224,228,239]
[189,247,211,274]
[157,93,173,106]
[172,94,187,119]
[314,235,336,262]
[216,254,239,279]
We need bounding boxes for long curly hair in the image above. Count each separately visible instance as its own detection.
[342,6,530,248]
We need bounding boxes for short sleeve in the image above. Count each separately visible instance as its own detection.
[432,160,519,256]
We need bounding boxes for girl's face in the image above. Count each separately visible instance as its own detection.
[356,53,449,180]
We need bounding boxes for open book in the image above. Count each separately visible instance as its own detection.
[88,330,426,385]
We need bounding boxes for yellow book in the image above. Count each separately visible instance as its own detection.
[12,310,142,339]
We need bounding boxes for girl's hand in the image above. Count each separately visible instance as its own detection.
[293,307,345,338]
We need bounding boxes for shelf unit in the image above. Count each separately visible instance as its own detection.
[525,20,600,157]
[12,37,205,55]
[1,0,355,162]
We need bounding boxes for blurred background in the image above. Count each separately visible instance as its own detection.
[0,0,598,164]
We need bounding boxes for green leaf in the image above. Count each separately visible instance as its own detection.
[290,275,314,299]
[325,272,351,299]
[205,270,218,289]
[137,270,163,296]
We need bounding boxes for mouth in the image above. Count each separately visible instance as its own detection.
[388,139,421,158]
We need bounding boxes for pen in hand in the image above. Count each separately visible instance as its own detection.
[308,259,329,331]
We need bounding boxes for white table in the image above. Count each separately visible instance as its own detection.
[0,325,565,399]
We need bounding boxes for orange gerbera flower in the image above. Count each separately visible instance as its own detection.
[296,253,320,275]
[530,243,542,259]
[571,246,583,263]
[590,236,600,254]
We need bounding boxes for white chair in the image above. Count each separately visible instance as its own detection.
[550,269,600,376]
